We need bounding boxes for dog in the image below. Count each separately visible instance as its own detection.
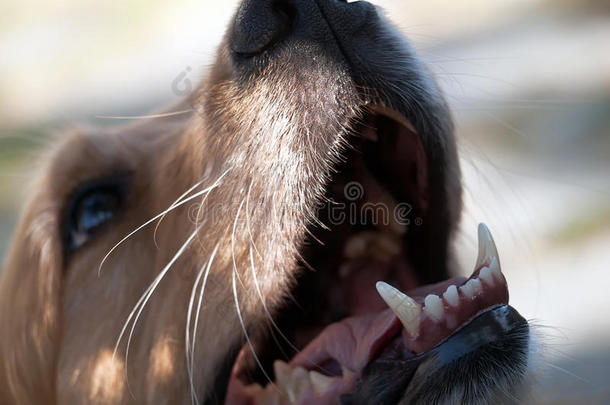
[0,0,531,404]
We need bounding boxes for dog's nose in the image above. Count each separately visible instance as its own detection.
[231,0,295,55]
[231,0,375,56]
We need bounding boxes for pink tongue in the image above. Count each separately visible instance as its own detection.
[225,310,401,405]
[289,309,401,374]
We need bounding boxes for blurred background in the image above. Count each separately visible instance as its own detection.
[1,0,609,402]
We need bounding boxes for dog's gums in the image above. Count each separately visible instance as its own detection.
[0,0,531,404]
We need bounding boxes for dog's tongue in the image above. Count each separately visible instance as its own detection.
[226,225,509,404]
[289,309,401,374]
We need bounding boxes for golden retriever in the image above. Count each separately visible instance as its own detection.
[0,0,531,404]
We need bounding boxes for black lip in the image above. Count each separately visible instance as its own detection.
[343,305,530,405]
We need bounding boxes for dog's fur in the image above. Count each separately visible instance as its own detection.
[0,2,468,404]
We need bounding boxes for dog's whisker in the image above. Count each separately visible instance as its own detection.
[94,109,195,120]
[99,169,229,276]
[245,182,311,361]
[188,244,219,405]
[154,180,205,248]
[185,257,209,404]
[113,221,205,377]
[248,247,299,353]
[544,362,591,385]
[245,181,262,260]
[232,199,274,386]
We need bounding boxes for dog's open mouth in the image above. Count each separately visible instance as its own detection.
[225,107,529,405]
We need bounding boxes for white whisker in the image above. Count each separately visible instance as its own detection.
[113,221,205,377]
[186,259,208,403]
[232,200,274,386]
[248,247,301,354]
[187,244,219,405]
[99,169,229,276]
[154,180,204,248]
[95,109,194,120]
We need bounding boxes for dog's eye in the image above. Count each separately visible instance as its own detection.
[65,181,126,253]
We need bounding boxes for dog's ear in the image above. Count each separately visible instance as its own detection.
[0,179,62,404]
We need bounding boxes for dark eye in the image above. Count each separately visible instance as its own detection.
[65,180,126,253]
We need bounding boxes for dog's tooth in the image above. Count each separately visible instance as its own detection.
[460,279,482,298]
[273,360,292,394]
[488,256,502,279]
[309,371,335,397]
[244,383,264,398]
[423,294,444,322]
[460,281,474,298]
[257,384,280,405]
[376,281,421,338]
[376,232,401,256]
[344,234,367,259]
[475,223,500,269]
[288,366,312,403]
[443,285,460,307]
[342,366,354,381]
[469,278,483,295]
[479,266,495,286]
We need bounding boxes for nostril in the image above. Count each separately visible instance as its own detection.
[272,0,296,29]
[231,0,295,56]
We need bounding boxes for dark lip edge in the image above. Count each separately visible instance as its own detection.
[411,303,509,360]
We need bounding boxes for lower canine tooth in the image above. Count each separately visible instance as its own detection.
[289,367,312,403]
[376,281,421,338]
[423,295,444,321]
[342,366,354,382]
[309,371,335,397]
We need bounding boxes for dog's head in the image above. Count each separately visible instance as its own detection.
[0,1,530,404]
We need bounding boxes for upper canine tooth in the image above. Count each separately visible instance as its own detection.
[376,281,421,338]
[475,223,500,269]
[423,294,444,321]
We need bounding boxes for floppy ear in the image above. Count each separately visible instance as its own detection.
[0,181,62,404]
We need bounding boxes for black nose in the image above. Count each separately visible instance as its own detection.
[231,0,295,55]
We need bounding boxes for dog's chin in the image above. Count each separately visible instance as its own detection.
[220,107,530,405]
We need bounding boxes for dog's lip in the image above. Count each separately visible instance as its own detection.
[366,104,417,134]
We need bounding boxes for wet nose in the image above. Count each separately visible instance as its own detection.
[231,0,374,56]
[231,0,295,55]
